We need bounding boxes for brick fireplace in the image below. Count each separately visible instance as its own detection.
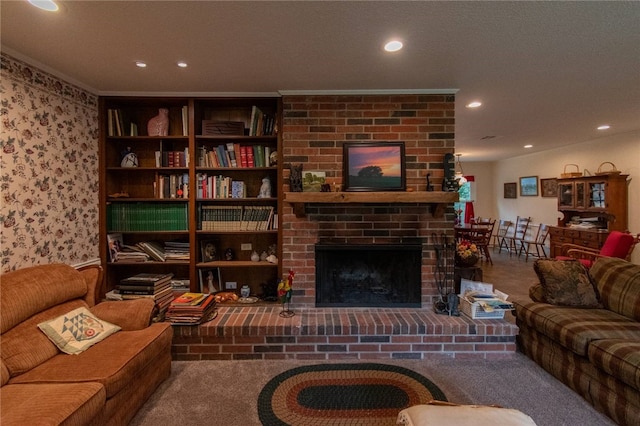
[280,93,456,309]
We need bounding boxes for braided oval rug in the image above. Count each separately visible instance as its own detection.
[258,363,447,425]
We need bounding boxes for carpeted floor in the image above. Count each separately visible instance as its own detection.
[130,354,615,426]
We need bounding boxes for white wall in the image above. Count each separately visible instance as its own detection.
[465,130,639,264]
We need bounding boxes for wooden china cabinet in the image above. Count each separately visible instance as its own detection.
[549,174,629,257]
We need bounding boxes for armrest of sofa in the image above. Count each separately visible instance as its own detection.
[90,299,156,331]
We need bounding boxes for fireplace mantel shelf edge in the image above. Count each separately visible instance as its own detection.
[283,191,459,218]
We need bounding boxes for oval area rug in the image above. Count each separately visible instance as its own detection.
[258,363,447,425]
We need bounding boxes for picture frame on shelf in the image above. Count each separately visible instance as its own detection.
[504,182,517,199]
[342,142,406,191]
[200,239,218,263]
[199,268,221,294]
[302,171,326,192]
[540,178,558,197]
[519,176,539,196]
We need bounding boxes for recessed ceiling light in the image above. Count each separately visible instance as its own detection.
[597,125,610,130]
[28,0,59,12]
[466,101,482,108]
[384,40,403,52]
[177,61,188,68]
[524,144,533,149]
[135,61,147,68]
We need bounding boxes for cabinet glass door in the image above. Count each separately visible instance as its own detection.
[588,182,606,209]
[558,183,574,208]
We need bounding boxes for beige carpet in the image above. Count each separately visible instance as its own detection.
[130,353,615,426]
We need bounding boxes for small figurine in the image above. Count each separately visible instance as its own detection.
[120,147,138,168]
[290,164,303,192]
[251,251,260,262]
[224,248,234,261]
[257,177,271,198]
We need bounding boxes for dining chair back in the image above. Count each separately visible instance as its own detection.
[493,220,513,253]
[471,219,496,265]
[521,223,550,262]
[506,216,531,257]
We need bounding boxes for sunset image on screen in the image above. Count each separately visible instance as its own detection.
[348,145,401,177]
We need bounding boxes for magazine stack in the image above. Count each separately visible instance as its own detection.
[166,292,217,325]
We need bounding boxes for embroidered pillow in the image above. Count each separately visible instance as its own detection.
[533,259,600,308]
[38,307,120,355]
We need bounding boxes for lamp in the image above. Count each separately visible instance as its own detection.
[454,154,467,185]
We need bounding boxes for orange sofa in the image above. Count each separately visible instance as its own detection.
[1,263,173,425]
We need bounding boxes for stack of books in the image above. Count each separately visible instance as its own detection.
[165,292,217,325]
[164,241,190,261]
[117,273,175,319]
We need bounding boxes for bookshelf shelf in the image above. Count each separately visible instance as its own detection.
[197,261,278,268]
[100,96,282,301]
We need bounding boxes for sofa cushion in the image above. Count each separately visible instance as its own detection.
[533,259,600,307]
[1,300,87,376]
[515,300,640,356]
[590,257,640,321]
[0,382,105,426]
[588,339,640,392]
[10,323,172,398]
[38,307,121,355]
[1,264,87,334]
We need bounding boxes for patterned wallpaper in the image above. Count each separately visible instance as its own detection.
[0,53,100,272]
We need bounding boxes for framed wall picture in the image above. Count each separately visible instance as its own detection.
[504,182,517,199]
[343,142,406,191]
[540,178,558,198]
[519,176,539,196]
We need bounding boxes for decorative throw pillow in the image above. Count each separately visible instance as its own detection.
[38,307,120,355]
[533,259,600,308]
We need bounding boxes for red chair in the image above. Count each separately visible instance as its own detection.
[557,231,639,268]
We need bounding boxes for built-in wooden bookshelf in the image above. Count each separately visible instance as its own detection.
[99,97,282,301]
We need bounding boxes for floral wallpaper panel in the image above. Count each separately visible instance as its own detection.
[0,53,100,273]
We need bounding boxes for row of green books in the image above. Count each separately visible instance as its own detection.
[198,205,274,231]
[107,203,188,232]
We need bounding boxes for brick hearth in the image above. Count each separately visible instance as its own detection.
[171,307,518,361]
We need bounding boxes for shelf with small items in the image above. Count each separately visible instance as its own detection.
[283,191,459,217]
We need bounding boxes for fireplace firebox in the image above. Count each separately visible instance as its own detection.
[315,243,422,307]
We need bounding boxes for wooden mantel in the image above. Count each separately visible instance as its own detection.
[283,191,459,217]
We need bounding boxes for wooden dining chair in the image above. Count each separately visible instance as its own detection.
[493,219,513,253]
[504,216,531,257]
[521,224,550,262]
[471,219,496,265]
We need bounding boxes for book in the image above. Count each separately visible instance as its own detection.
[135,242,166,262]
[171,292,207,305]
[226,143,237,167]
[119,273,173,284]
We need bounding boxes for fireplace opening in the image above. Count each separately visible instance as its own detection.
[315,243,422,308]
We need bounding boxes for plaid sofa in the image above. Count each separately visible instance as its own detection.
[513,257,640,426]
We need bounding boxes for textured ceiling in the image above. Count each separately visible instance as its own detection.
[1,1,639,161]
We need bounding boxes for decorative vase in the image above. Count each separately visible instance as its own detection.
[147,108,169,136]
[455,254,479,267]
